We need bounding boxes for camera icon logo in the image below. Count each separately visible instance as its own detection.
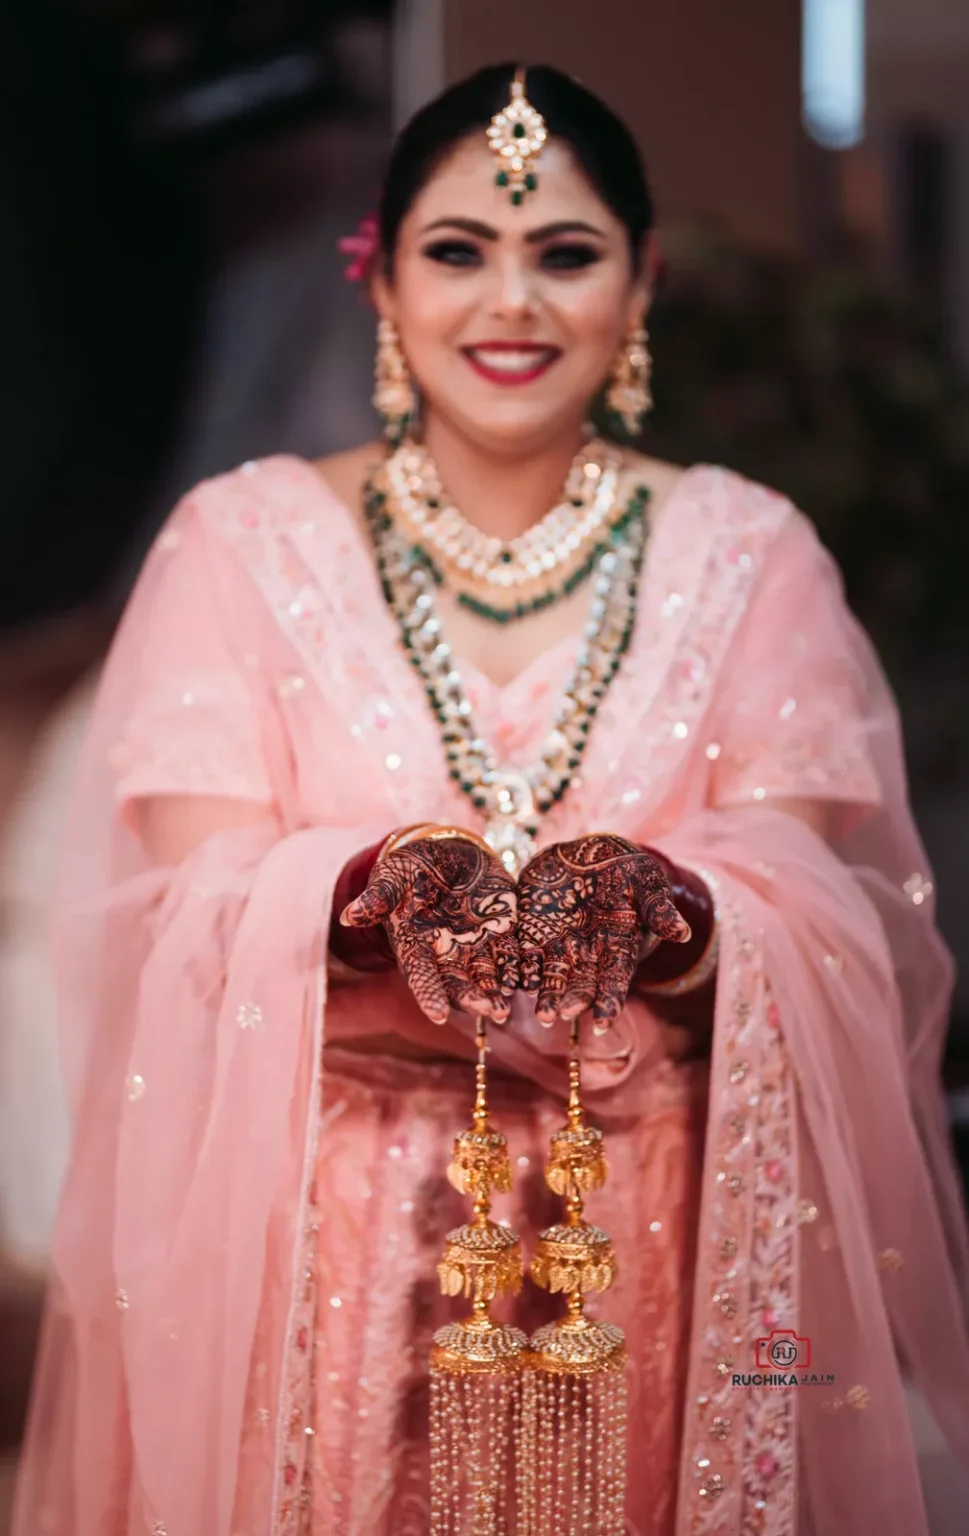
[754,1329,811,1371]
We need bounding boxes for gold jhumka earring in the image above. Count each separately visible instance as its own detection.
[373,318,416,443]
[487,66,548,205]
[525,1018,628,1533]
[605,321,653,439]
[430,1023,530,1534]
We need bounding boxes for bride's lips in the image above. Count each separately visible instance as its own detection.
[461,341,562,386]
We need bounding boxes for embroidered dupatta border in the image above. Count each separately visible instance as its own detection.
[270,957,327,1533]
[675,885,799,1535]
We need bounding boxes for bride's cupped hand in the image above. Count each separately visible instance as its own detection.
[340,837,519,1026]
[517,834,691,1029]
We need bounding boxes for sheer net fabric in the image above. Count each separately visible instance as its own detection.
[12,459,969,1535]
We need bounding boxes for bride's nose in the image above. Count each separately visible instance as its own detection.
[485,255,539,322]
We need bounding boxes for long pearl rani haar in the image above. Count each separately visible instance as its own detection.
[365,441,650,877]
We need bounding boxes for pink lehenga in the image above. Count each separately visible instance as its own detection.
[13,458,969,1535]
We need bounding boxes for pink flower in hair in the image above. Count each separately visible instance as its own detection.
[338,213,380,284]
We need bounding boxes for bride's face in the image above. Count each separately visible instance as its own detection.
[375,135,648,454]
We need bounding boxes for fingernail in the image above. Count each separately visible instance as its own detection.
[593,1021,610,1036]
[679,922,692,942]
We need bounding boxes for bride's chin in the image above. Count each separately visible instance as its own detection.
[439,402,588,457]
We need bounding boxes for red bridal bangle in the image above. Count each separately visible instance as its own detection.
[633,850,719,997]
[328,838,396,973]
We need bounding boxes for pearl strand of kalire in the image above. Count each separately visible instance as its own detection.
[525,1016,628,1534]
[429,1021,529,1536]
[364,471,650,876]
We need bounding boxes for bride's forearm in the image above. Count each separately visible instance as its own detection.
[631,799,828,1030]
[633,852,718,999]
[328,838,396,973]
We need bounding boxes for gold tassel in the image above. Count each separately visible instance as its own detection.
[525,1020,628,1534]
[430,1024,530,1535]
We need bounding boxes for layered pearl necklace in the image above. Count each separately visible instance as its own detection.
[382,437,625,624]
[365,453,650,874]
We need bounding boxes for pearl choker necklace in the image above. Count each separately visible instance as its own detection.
[378,438,626,624]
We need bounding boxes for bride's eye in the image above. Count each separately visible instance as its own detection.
[422,239,483,267]
[540,242,602,271]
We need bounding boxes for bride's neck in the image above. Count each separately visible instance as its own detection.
[421,415,590,541]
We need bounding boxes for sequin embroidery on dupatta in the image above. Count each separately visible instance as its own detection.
[574,468,792,839]
[271,964,328,1534]
[212,457,452,829]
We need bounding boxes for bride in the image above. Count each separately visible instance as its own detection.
[13,62,969,1536]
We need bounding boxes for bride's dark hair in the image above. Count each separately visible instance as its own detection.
[378,64,654,273]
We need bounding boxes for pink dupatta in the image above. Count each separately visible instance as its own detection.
[13,457,969,1535]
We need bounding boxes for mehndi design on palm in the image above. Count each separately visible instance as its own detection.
[517,834,690,1028]
[341,837,519,1026]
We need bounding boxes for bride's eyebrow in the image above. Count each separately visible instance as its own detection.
[420,218,498,239]
[418,218,607,242]
[524,221,607,242]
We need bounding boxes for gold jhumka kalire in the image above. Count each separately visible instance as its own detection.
[525,1019,628,1532]
[487,67,548,205]
[429,1024,628,1533]
[430,1024,529,1533]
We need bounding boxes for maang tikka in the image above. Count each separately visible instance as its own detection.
[488,66,548,205]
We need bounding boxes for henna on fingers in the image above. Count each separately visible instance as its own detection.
[341,836,519,1026]
[632,856,717,994]
[517,834,691,1030]
[328,839,397,972]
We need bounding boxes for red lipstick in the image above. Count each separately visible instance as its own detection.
[461,340,561,386]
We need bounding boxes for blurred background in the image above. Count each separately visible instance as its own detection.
[1,0,968,1522]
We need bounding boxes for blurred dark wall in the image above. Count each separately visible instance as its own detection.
[0,0,393,646]
[444,0,808,250]
[0,2,201,641]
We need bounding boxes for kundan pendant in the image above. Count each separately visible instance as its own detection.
[430,1024,530,1534]
[525,1021,628,1533]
